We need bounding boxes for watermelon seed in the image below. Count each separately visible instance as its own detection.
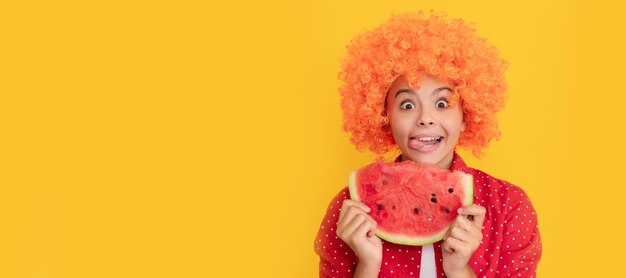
[430,197,437,203]
[377,204,383,211]
[413,208,419,214]
[392,205,396,210]
[382,179,388,185]
[431,193,436,196]
[448,188,454,193]
[445,208,450,213]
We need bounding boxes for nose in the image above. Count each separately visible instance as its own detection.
[416,105,435,127]
[418,120,434,126]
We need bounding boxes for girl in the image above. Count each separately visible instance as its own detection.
[315,12,542,278]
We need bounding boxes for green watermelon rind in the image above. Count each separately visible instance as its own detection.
[348,170,474,246]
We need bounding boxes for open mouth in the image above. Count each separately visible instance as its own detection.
[414,136,443,143]
[408,136,444,151]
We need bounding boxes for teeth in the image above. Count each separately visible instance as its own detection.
[417,137,441,142]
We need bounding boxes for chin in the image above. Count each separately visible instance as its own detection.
[403,148,451,168]
[404,151,437,164]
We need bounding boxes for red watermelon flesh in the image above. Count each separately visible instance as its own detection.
[348,160,473,246]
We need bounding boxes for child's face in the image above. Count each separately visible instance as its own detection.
[385,75,465,169]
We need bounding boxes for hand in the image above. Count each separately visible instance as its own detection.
[441,204,486,278]
[336,199,382,267]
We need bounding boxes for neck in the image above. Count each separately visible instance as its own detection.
[441,151,455,169]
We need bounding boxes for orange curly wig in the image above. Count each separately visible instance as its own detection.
[339,11,508,158]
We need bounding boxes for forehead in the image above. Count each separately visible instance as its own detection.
[387,75,453,99]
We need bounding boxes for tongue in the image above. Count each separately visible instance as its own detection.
[409,138,438,151]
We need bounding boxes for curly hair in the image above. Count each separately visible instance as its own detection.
[339,11,508,158]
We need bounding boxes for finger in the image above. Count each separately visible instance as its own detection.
[368,232,382,245]
[338,205,375,232]
[458,205,486,228]
[339,200,374,222]
[337,205,357,232]
[449,226,472,243]
[443,236,470,257]
[343,214,372,239]
[345,207,376,227]
[342,199,371,214]
[453,215,473,232]
[472,206,486,228]
[339,214,365,239]
[457,204,485,217]
[455,215,484,241]
[338,200,352,220]
[354,218,376,239]
[441,239,454,253]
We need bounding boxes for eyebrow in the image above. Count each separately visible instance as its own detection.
[394,86,452,98]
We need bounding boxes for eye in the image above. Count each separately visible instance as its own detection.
[400,101,415,110]
[436,99,449,108]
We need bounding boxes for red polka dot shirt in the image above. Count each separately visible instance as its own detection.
[314,152,542,277]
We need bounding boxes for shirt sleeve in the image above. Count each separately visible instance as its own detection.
[314,188,357,278]
[497,185,542,277]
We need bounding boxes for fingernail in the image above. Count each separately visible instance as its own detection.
[457,208,462,213]
[365,206,371,212]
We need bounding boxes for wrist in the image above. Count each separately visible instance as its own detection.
[446,265,476,278]
[355,259,381,278]
[358,258,382,270]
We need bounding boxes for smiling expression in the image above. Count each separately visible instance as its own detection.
[385,75,466,169]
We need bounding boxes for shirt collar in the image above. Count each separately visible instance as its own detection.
[449,151,470,172]
[394,151,470,172]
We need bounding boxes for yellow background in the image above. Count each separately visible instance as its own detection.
[1,0,624,277]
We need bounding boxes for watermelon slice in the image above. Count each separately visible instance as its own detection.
[348,161,473,246]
